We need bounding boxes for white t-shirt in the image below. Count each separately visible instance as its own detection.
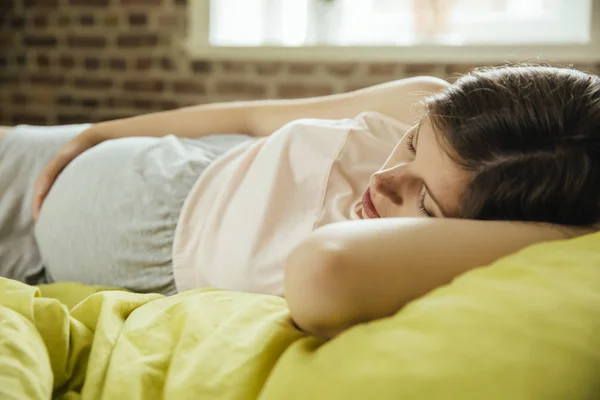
[172,111,410,295]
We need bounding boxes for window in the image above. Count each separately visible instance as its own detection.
[186,0,599,62]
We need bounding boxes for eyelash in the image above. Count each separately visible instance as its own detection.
[406,128,431,217]
[418,188,432,217]
[405,130,416,154]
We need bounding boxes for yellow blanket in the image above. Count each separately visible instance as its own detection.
[0,279,304,400]
[2,231,600,399]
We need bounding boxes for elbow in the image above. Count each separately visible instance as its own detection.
[284,235,352,340]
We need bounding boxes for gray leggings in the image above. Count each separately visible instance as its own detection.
[0,124,250,295]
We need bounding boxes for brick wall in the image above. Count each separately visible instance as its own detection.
[2,0,599,126]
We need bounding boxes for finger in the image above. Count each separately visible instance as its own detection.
[33,174,51,221]
[32,157,67,220]
[32,187,43,221]
[32,136,95,221]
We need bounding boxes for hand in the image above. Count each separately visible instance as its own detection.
[32,129,104,221]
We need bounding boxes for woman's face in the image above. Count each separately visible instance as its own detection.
[360,118,470,219]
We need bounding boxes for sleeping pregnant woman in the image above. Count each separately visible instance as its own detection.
[1,65,599,338]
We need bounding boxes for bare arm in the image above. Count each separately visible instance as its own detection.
[86,76,448,140]
[284,218,592,340]
[33,76,447,219]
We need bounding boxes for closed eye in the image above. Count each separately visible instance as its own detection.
[408,123,434,217]
[405,128,417,154]
[418,187,433,217]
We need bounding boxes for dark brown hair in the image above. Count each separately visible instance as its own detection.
[424,65,600,226]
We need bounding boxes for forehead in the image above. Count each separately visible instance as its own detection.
[415,119,470,216]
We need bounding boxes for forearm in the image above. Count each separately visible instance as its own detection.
[87,101,257,141]
[285,218,591,339]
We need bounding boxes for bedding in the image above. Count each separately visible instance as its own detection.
[1,231,600,399]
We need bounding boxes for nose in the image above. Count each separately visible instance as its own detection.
[371,163,414,206]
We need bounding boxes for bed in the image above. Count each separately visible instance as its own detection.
[2,231,600,399]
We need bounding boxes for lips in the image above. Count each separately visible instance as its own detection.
[362,188,380,218]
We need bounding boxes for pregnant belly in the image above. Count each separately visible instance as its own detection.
[33,137,160,284]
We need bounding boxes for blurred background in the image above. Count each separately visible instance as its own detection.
[1,0,598,126]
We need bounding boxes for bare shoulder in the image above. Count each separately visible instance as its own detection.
[350,76,450,125]
[248,76,450,136]
[374,76,450,92]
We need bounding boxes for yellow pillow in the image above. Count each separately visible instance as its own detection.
[260,232,600,400]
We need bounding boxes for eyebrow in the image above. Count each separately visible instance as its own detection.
[414,121,451,218]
